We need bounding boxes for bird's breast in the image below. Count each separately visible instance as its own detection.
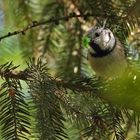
[88,46,127,77]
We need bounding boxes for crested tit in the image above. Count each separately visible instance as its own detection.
[87,27,127,78]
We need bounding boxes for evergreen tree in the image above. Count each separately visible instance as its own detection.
[0,0,140,139]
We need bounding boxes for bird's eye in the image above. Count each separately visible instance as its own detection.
[95,32,100,37]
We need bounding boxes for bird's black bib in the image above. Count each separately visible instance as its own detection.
[89,41,116,57]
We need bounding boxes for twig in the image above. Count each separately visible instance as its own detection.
[0,13,95,41]
[0,69,29,81]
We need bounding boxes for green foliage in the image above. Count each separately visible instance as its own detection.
[0,0,139,140]
[27,59,68,140]
[82,36,91,48]
[0,62,30,140]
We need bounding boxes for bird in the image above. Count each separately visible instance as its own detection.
[87,27,127,78]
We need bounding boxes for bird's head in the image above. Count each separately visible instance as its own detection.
[87,27,116,57]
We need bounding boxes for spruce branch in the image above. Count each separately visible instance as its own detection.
[0,72,31,140]
[0,13,96,42]
[0,62,29,81]
[1,61,140,113]
[1,60,139,139]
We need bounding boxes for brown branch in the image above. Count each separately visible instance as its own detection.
[0,69,29,81]
[0,13,95,41]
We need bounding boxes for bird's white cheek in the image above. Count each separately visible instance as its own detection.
[103,34,110,43]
